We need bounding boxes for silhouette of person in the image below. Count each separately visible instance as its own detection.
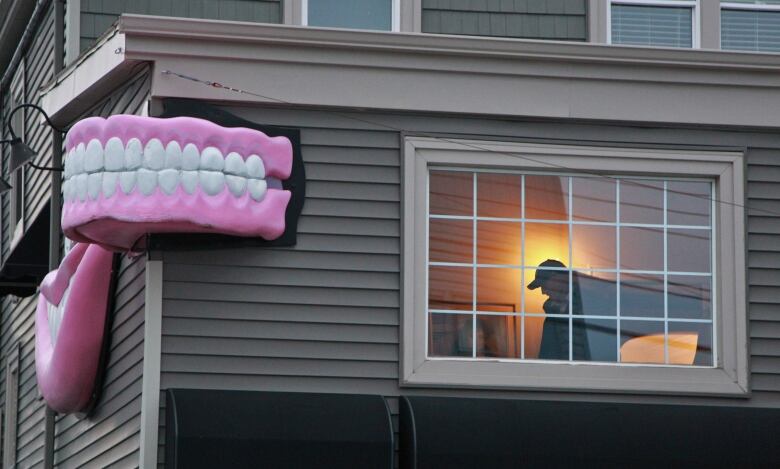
[527,259,590,361]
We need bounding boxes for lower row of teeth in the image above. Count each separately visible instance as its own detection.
[62,170,269,202]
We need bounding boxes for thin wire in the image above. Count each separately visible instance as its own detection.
[161,69,779,217]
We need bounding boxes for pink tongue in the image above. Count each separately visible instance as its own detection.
[40,243,89,306]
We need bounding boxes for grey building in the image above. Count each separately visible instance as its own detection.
[1,0,780,467]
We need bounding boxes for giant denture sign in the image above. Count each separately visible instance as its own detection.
[37,114,301,414]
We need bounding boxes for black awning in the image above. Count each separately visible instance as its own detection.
[165,389,394,469]
[400,396,780,468]
[0,203,50,297]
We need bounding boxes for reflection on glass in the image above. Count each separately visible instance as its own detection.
[477,315,521,358]
[668,181,710,226]
[478,173,522,218]
[574,319,618,362]
[620,227,663,271]
[525,175,569,220]
[572,225,616,269]
[621,274,664,318]
[477,221,521,265]
[524,315,545,359]
[620,320,666,364]
[572,177,616,222]
[668,275,711,319]
[430,171,472,215]
[477,268,521,313]
[429,266,472,311]
[524,265,569,315]
[668,229,711,273]
[525,222,569,267]
[620,179,663,224]
[429,219,472,263]
[429,313,472,357]
[578,272,617,316]
[669,322,712,366]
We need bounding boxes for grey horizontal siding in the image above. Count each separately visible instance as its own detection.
[79,0,282,53]
[422,0,587,40]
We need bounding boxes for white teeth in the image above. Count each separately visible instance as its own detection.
[104,137,125,171]
[119,171,136,194]
[200,147,224,171]
[144,138,165,170]
[137,169,158,196]
[64,148,75,179]
[125,138,143,169]
[199,171,225,195]
[103,172,118,198]
[88,173,102,200]
[165,141,183,169]
[181,171,198,194]
[226,175,247,197]
[245,154,265,179]
[61,180,70,201]
[71,143,85,176]
[182,143,200,170]
[158,169,180,195]
[224,152,247,176]
[84,139,104,172]
[248,179,267,201]
[76,174,88,201]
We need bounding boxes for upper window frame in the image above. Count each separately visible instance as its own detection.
[401,136,747,396]
[301,0,400,32]
[607,0,701,48]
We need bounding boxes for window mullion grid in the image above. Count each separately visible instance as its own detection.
[663,181,669,364]
[568,177,574,362]
[472,172,477,359]
[520,175,526,360]
[616,180,622,362]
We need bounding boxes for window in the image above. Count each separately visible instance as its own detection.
[303,0,398,31]
[722,1,780,51]
[402,137,747,395]
[609,0,699,48]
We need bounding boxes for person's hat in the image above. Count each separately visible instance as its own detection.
[527,259,566,290]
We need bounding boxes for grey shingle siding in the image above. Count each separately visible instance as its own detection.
[422,0,587,40]
[79,0,282,53]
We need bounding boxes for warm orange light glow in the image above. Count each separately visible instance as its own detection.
[620,333,699,365]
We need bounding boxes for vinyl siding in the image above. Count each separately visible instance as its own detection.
[52,69,151,469]
[79,0,283,52]
[157,107,780,464]
[422,0,587,40]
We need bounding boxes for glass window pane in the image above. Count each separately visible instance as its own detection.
[722,8,780,52]
[477,221,521,265]
[525,175,569,220]
[429,266,472,311]
[620,320,666,364]
[611,5,693,48]
[572,177,616,222]
[668,181,711,226]
[573,225,616,269]
[429,313,472,357]
[669,322,713,366]
[477,173,522,218]
[620,179,663,224]
[430,171,472,215]
[525,267,569,314]
[575,319,618,362]
[621,273,664,318]
[477,268,521,313]
[477,315,521,358]
[538,316,569,360]
[668,275,711,320]
[430,219,472,263]
[620,227,663,271]
[578,272,617,316]
[668,229,711,273]
[525,222,570,267]
[308,0,392,31]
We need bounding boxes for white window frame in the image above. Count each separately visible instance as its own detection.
[301,0,400,32]
[401,136,747,396]
[720,1,780,49]
[608,0,701,48]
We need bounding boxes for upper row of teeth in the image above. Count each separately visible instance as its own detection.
[64,137,266,179]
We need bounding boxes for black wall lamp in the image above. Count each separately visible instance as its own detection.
[0,104,64,193]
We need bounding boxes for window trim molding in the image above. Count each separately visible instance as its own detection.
[401,136,748,396]
[300,0,400,32]
[607,0,701,49]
